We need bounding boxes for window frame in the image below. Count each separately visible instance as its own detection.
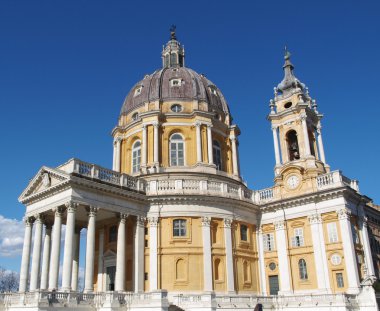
[336,272,344,288]
[327,222,339,243]
[131,140,141,174]
[292,227,305,247]
[240,224,248,242]
[109,225,117,243]
[173,219,187,237]
[263,233,275,251]
[169,133,185,166]
[298,258,308,280]
[213,140,222,170]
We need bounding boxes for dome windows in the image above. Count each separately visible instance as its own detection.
[170,133,185,166]
[131,112,139,121]
[170,78,183,87]
[171,104,182,113]
[284,102,292,109]
[209,86,218,96]
[134,86,143,97]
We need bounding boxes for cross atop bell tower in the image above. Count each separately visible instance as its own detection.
[268,50,329,190]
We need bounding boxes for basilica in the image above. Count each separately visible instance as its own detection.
[3,30,380,310]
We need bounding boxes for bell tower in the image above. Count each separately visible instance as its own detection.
[268,50,329,193]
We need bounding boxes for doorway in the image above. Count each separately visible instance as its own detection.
[106,266,116,291]
[268,275,279,295]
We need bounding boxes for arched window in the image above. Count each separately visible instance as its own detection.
[213,140,222,170]
[176,258,186,280]
[170,133,184,166]
[243,261,250,282]
[170,53,177,66]
[109,225,117,243]
[214,258,221,281]
[308,130,316,156]
[286,130,300,161]
[173,219,187,237]
[132,140,141,173]
[298,259,308,280]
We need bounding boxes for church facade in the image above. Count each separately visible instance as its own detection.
[3,31,379,310]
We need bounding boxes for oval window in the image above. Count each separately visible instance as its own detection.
[131,112,139,121]
[284,102,292,109]
[269,262,277,271]
[171,104,182,113]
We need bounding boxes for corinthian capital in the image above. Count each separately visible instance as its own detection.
[201,217,211,227]
[308,213,322,225]
[65,201,78,213]
[274,220,286,231]
[336,208,351,220]
[223,218,233,228]
[148,217,159,227]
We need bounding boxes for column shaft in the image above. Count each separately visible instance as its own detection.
[40,224,52,290]
[49,208,63,290]
[112,141,117,170]
[337,208,360,293]
[29,215,44,291]
[202,217,213,291]
[360,217,376,277]
[61,202,77,291]
[97,229,104,292]
[84,207,97,292]
[142,125,147,167]
[301,115,311,156]
[71,228,81,291]
[257,228,267,295]
[196,123,202,163]
[115,139,121,172]
[115,214,127,292]
[230,137,239,176]
[272,126,281,165]
[207,125,213,165]
[274,220,292,293]
[19,218,33,292]
[223,219,235,292]
[308,214,330,292]
[149,217,159,291]
[134,216,145,293]
[153,123,159,164]
[317,125,326,163]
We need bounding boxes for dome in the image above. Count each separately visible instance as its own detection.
[120,67,230,116]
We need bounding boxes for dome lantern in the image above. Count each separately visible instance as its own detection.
[162,25,185,68]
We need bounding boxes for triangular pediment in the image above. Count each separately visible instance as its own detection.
[18,166,70,203]
[103,249,116,258]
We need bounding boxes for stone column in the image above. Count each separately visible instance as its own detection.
[230,136,239,176]
[97,228,104,292]
[257,227,267,295]
[149,217,159,291]
[201,217,213,292]
[195,122,202,163]
[19,217,34,292]
[49,207,63,290]
[308,213,330,292]
[359,217,376,277]
[61,202,77,291]
[207,125,213,165]
[29,214,44,291]
[223,219,235,293]
[301,114,311,156]
[113,140,117,170]
[115,213,128,292]
[134,216,145,293]
[40,223,52,290]
[142,125,147,167]
[272,126,281,166]
[317,124,326,163]
[153,122,159,165]
[84,207,97,292]
[71,227,81,291]
[115,137,121,172]
[274,220,291,293]
[337,208,360,293]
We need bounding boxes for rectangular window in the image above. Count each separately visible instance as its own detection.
[351,223,360,244]
[327,222,338,243]
[144,273,148,281]
[291,228,304,247]
[240,225,248,241]
[263,233,275,251]
[336,273,344,288]
[173,219,187,237]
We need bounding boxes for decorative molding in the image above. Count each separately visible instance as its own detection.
[136,216,146,227]
[65,201,78,213]
[336,208,351,220]
[148,217,159,227]
[223,218,232,228]
[274,220,286,231]
[119,213,129,223]
[308,213,322,225]
[201,216,211,227]
[87,206,98,217]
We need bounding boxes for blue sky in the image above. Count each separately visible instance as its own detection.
[0,0,379,272]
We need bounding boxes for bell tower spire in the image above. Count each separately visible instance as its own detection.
[162,25,185,68]
[268,50,329,194]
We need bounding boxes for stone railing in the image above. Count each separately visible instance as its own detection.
[58,158,146,192]
[316,170,359,192]
[146,178,252,202]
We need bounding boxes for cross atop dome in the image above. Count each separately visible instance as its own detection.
[162,25,185,68]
